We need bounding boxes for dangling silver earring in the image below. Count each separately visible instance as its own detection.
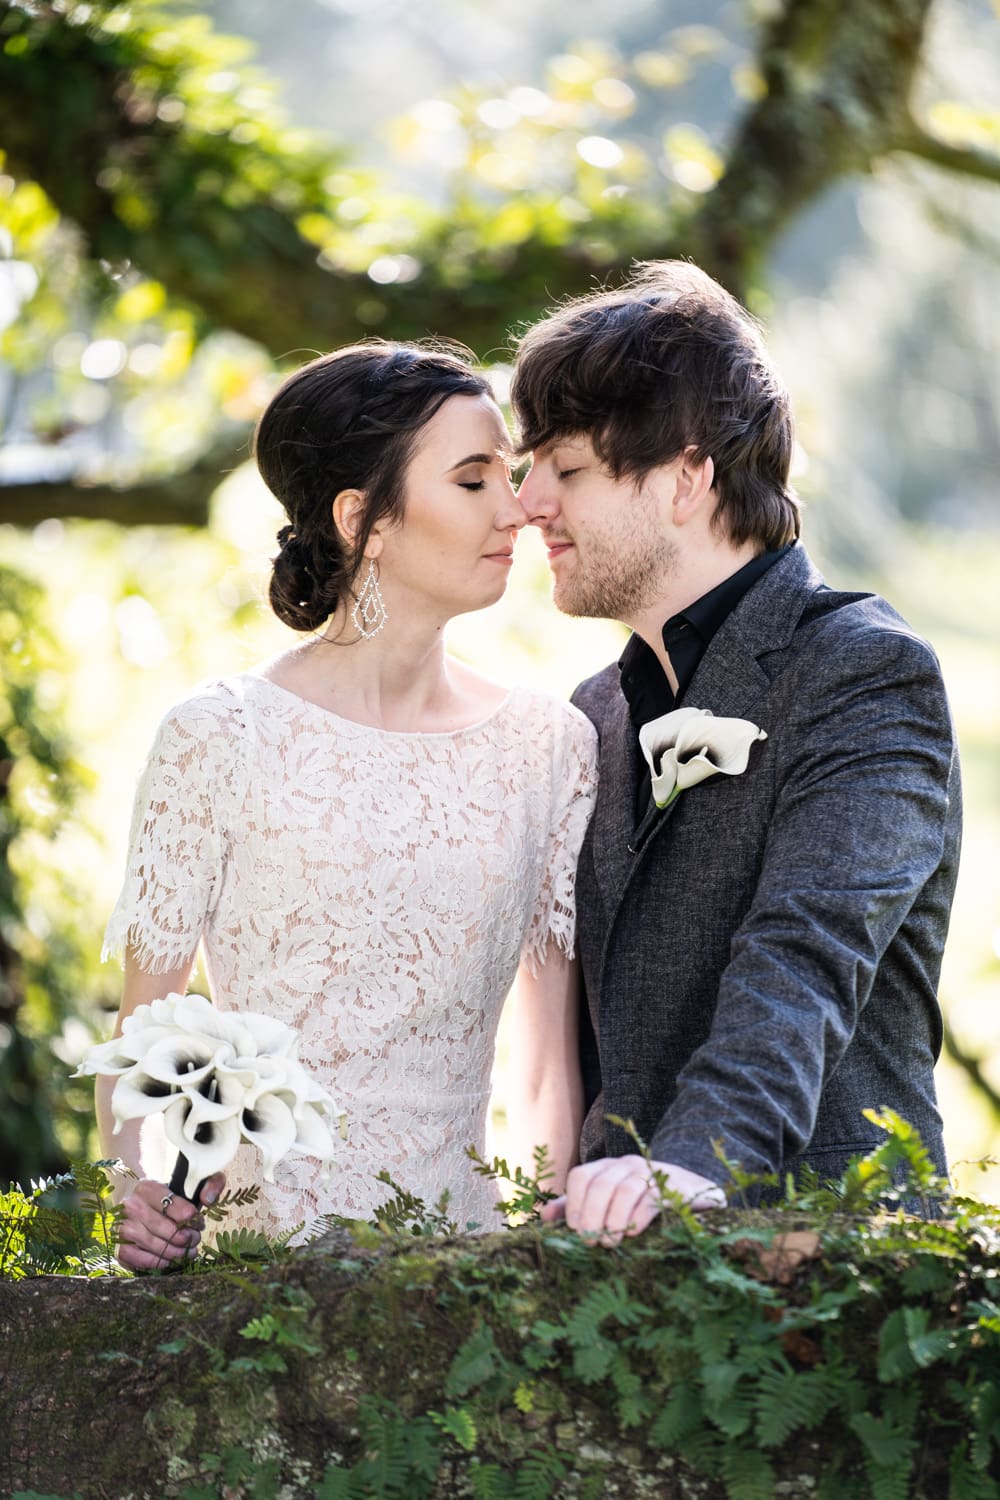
[351,558,388,640]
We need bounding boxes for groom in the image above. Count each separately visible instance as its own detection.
[512,261,961,1241]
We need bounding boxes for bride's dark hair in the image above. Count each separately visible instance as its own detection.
[254,340,491,631]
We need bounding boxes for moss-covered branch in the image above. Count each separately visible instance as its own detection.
[2,1186,999,1499]
[893,118,1000,187]
[1,0,993,526]
[0,0,940,354]
[688,0,933,296]
[0,436,248,526]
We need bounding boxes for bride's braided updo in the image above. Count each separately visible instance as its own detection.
[254,340,491,631]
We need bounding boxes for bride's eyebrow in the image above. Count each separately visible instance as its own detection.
[446,452,494,471]
[445,447,516,471]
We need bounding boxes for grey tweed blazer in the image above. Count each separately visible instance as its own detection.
[571,543,961,1188]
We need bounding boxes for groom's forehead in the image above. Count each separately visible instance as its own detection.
[536,433,595,457]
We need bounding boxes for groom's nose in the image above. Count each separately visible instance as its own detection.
[515,463,557,526]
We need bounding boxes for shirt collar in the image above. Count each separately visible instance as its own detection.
[618,545,792,724]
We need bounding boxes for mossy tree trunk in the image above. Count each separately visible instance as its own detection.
[0,1216,992,1499]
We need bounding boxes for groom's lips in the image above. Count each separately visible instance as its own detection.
[546,541,574,561]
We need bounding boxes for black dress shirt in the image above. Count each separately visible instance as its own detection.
[619,546,791,823]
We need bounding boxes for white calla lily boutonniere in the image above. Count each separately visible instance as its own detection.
[639,705,767,811]
[75,992,345,1200]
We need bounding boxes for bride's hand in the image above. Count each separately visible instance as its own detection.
[116,1173,226,1272]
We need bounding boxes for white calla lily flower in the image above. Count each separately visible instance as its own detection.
[73,1035,149,1077]
[235,1012,300,1059]
[140,1034,236,1087]
[293,1101,343,1164]
[108,1065,180,1130]
[239,1093,298,1181]
[162,1099,243,1198]
[640,706,767,809]
[76,991,344,1198]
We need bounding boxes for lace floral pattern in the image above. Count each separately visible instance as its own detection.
[104,676,598,1235]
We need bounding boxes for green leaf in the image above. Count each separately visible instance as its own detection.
[902,1304,956,1368]
[969,1380,1000,1469]
[315,1466,362,1500]
[445,1324,502,1398]
[949,1440,1000,1500]
[650,1384,703,1447]
[850,1410,916,1477]
[513,1382,535,1414]
[877,1309,915,1383]
[571,1341,614,1382]
[430,1405,478,1452]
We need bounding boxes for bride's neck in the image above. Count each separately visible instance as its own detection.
[271,612,469,732]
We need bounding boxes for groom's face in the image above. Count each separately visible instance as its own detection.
[517,433,679,620]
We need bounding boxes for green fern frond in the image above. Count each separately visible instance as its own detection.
[200,1184,261,1222]
[512,1452,566,1500]
[650,1385,703,1448]
[204,1227,279,1264]
[469,1463,511,1499]
[850,1410,916,1500]
[563,1277,650,1346]
[720,1445,776,1500]
[445,1324,505,1399]
[754,1365,839,1446]
[949,1440,1000,1500]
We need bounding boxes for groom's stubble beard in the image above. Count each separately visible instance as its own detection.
[553,502,680,621]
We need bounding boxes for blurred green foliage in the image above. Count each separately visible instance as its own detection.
[0,565,106,1183]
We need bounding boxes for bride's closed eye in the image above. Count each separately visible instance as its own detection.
[458,480,486,491]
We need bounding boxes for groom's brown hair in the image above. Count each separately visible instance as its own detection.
[511,260,800,551]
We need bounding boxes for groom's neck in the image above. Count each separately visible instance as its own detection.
[624,538,761,688]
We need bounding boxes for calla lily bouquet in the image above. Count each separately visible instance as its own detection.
[75,993,344,1201]
[639,706,767,810]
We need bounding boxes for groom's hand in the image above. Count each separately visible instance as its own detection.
[539,1155,725,1246]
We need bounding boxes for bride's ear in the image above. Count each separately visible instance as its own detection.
[332,489,382,559]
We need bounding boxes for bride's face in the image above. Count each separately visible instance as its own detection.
[374,393,524,619]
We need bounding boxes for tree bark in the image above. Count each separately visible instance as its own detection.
[0,437,247,526]
[688,0,934,297]
[0,1217,986,1499]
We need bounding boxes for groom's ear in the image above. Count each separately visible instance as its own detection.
[670,449,715,527]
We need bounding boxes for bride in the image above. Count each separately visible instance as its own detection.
[97,340,598,1271]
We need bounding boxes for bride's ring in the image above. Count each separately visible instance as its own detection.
[160,1193,175,1211]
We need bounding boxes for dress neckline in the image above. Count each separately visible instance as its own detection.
[236,672,518,740]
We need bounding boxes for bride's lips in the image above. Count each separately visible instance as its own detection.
[483,549,514,565]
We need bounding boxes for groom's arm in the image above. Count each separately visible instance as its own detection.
[646,622,958,1185]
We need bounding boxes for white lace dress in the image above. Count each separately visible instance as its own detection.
[104,674,598,1237]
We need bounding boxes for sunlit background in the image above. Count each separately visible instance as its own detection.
[1,0,998,1200]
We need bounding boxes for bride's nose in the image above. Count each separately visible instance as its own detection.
[496,476,528,530]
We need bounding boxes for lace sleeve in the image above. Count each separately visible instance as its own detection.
[521,709,599,976]
[102,699,225,973]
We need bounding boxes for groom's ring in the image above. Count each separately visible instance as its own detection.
[160,1193,175,1211]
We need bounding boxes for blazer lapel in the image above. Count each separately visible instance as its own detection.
[609,544,826,872]
[682,542,825,720]
[591,690,642,911]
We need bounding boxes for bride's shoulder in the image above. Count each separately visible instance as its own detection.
[495,682,598,757]
[152,674,253,743]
